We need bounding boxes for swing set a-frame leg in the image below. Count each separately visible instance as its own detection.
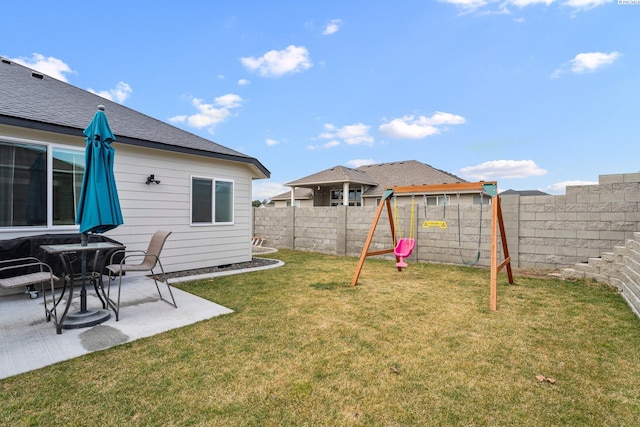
[489,195,514,311]
[351,195,397,286]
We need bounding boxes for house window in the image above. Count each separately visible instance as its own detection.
[330,189,342,206]
[191,177,234,224]
[425,195,450,206]
[53,148,85,226]
[473,194,490,205]
[330,188,361,206]
[0,140,84,228]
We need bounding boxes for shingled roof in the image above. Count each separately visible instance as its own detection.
[285,160,465,198]
[286,165,378,187]
[356,160,464,197]
[500,189,549,196]
[270,187,315,201]
[0,57,269,178]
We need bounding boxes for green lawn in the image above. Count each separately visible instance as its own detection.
[2,249,640,426]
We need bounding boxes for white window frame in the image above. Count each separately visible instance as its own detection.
[190,175,234,226]
[425,195,450,206]
[330,188,362,206]
[0,136,84,232]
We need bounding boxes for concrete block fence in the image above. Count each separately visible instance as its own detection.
[560,232,640,317]
[254,172,640,272]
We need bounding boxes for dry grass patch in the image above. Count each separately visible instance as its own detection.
[2,249,640,425]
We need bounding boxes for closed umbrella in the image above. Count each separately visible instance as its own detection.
[72,105,123,320]
[76,105,123,235]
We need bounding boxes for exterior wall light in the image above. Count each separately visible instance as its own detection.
[145,174,161,185]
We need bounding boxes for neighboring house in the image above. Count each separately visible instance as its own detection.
[0,58,269,273]
[283,160,477,207]
[270,188,314,207]
[500,189,549,196]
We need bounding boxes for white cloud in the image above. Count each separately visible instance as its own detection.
[571,51,621,73]
[214,93,243,108]
[346,159,376,168]
[241,45,312,77]
[460,160,547,180]
[438,0,488,12]
[307,139,340,150]
[323,19,343,35]
[378,112,466,139]
[552,51,621,78]
[238,79,250,86]
[324,140,341,148]
[88,81,132,104]
[318,123,374,146]
[562,0,611,10]
[441,0,610,13]
[546,180,598,195]
[169,93,243,133]
[11,53,74,82]
[508,0,554,6]
[266,138,280,146]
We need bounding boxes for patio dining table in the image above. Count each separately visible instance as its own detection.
[40,241,124,334]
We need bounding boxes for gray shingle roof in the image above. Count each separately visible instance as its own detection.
[357,160,465,197]
[270,187,315,201]
[500,189,548,196]
[0,57,269,178]
[285,165,378,187]
[285,160,465,198]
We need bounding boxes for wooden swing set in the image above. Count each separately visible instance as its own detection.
[351,181,514,311]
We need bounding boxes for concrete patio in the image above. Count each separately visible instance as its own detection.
[1,255,283,380]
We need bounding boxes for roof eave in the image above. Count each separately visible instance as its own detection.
[0,116,270,179]
[286,179,377,187]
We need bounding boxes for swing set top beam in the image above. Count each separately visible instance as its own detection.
[388,181,498,198]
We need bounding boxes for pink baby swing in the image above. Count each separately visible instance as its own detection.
[393,196,416,268]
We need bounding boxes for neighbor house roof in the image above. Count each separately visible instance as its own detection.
[356,160,464,197]
[0,57,269,178]
[286,165,378,187]
[270,187,315,201]
[500,189,549,196]
[285,160,465,198]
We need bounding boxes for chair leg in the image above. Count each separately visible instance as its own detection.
[91,272,107,309]
[43,276,59,334]
[117,273,123,319]
[105,272,122,321]
[152,259,177,308]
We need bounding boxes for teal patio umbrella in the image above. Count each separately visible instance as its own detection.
[76,105,123,236]
[73,105,123,318]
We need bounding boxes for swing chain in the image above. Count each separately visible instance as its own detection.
[394,195,416,240]
[422,194,449,229]
[456,191,483,266]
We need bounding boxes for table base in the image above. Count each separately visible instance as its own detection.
[61,309,111,329]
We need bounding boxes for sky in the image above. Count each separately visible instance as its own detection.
[2,0,638,201]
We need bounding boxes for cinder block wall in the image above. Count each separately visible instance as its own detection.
[293,207,340,254]
[253,206,293,249]
[560,232,640,317]
[254,172,640,271]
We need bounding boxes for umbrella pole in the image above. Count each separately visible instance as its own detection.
[80,232,88,313]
